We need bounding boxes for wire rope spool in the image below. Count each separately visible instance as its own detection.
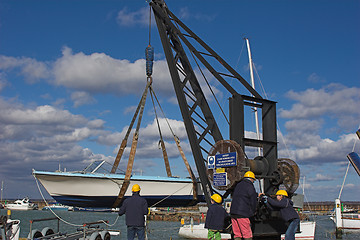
[145,45,154,77]
[28,229,43,239]
[207,140,249,191]
[277,158,300,195]
[41,227,54,236]
[100,231,111,240]
[89,232,102,240]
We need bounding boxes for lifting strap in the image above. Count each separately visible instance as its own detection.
[150,86,172,177]
[111,79,153,174]
[150,89,198,200]
[112,78,152,208]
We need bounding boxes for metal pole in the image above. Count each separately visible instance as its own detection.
[245,38,261,156]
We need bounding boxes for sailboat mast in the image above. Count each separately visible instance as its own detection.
[245,38,261,156]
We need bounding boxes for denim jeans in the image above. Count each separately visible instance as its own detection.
[285,218,300,240]
[127,226,145,240]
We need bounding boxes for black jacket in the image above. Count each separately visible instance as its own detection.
[266,197,299,222]
[230,179,257,218]
[118,192,148,227]
[205,203,228,231]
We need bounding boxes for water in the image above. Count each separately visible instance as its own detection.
[1,209,359,239]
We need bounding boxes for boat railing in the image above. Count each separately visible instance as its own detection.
[342,213,360,220]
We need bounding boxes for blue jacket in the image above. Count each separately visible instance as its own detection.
[230,179,257,218]
[266,197,299,222]
[118,192,148,227]
[205,203,228,231]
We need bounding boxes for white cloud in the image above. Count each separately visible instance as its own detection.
[279,84,360,121]
[0,103,86,126]
[52,47,174,97]
[309,173,335,181]
[178,7,216,22]
[116,7,150,26]
[307,72,325,83]
[279,129,358,165]
[0,55,50,83]
[71,91,96,107]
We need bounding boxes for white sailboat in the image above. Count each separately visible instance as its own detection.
[330,198,360,231]
[330,128,360,232]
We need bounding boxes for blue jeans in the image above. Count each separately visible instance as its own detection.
[127,226,145,240]
[285,218,300,240]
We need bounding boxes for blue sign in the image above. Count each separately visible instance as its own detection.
[215,152,237,168]
[207,156,215,169]
[213,172,227,186]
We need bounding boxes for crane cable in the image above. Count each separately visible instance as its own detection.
[189,50,229,125]
[172,19,229,125]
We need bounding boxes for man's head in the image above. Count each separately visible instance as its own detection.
[276,190,288,200]
[210,193,222,204]
[132,184,141,193]
[244,171,256,182]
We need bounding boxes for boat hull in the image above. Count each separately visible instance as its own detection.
[178,221,316,240]
[33,170,205,208]
[5,205,34,211]
[330,214,360,231]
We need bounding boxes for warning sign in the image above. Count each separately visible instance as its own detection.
[215,152,237,168]
[213,172,227,186]
[207,155,215,169]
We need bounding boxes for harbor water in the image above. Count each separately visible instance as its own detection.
[1,209,359,240]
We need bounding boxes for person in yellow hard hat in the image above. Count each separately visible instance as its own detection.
[260,190,300,240]
[230,171,257,240]
[118,184,148,240]
[204,194,228,240]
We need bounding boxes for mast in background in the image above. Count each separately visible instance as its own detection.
[245,38,261,156]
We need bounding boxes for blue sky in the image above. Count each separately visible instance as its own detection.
[0,0,359,202]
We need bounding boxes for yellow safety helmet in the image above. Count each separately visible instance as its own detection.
[276,190,288,197]
[132,184,141,192]
[211,194,222,204]
[244,171,256,179]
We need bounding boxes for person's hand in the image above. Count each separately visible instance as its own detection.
[259,193,267,203]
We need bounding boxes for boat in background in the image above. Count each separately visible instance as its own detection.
[330,198,360,231]
[178,221,316,240]
[331,128,360,232]
[5,197,37,211]
[42,203,69,211]
[33,160,204,208]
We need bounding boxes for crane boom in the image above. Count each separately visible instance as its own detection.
[150,1,299,238]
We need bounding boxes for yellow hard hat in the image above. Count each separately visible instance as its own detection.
[244,171,255,179]
[132,184,141,192]
[211,194,222,204]
[276,190,288,197]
